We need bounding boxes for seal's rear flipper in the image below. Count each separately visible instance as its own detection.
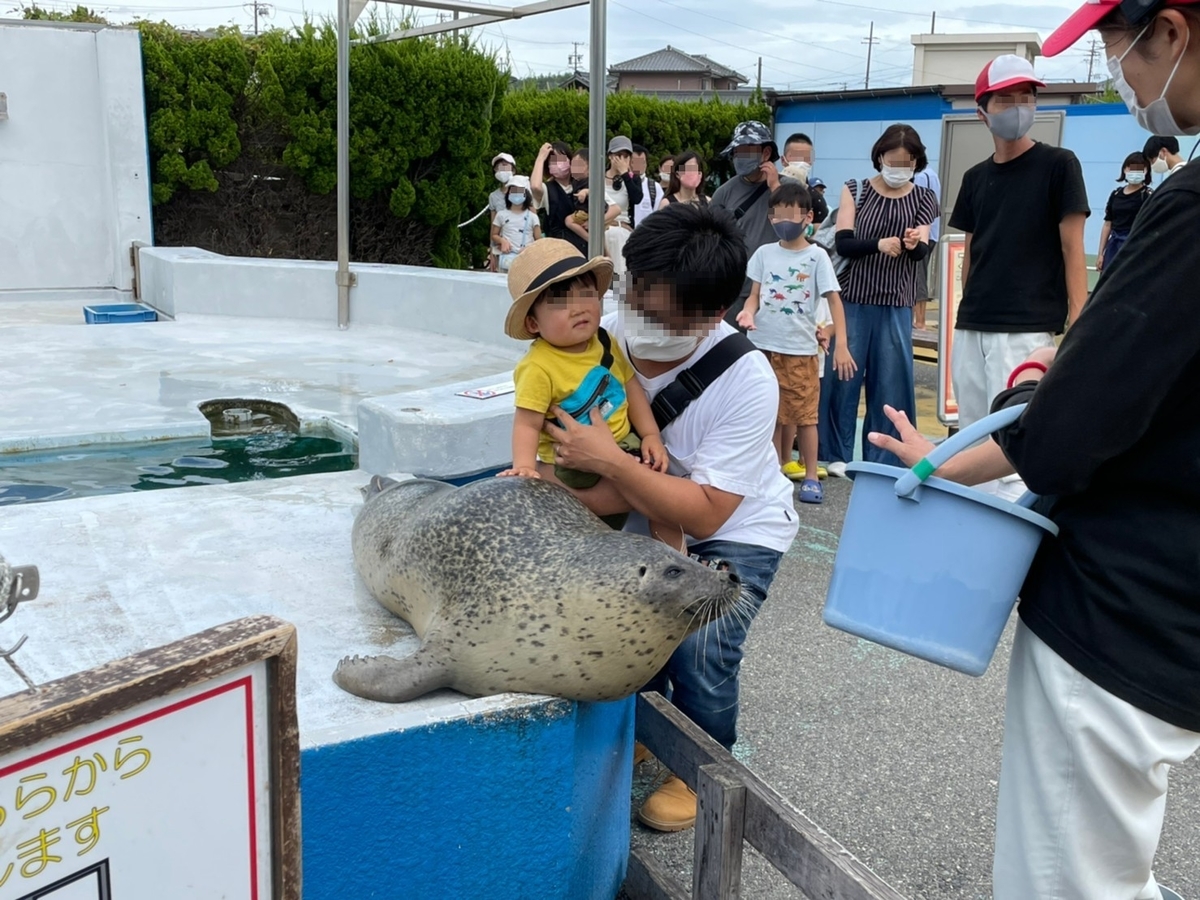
[333,649,450,702]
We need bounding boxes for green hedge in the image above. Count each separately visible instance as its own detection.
[26,7,770,267]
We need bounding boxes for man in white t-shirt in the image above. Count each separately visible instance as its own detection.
[546,202,798,834]
[629,143,660,229]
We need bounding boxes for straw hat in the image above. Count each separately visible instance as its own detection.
[504,239,613,341]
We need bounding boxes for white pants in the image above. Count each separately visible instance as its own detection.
[952,330,1055,498]
[994,622,1200,900]
[605,225,631,278]
[952,330,1056,430]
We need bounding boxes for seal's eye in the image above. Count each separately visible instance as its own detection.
[664,566,684,579]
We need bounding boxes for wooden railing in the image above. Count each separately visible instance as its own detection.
[625,692,908,900]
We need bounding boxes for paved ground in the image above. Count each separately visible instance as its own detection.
[621,362,1199,900]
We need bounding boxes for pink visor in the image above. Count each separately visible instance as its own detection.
[1044,0,1195,56]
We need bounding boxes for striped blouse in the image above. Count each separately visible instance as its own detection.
[841,178,939,308]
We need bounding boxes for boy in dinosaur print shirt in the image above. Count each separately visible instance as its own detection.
[737,182,855,504]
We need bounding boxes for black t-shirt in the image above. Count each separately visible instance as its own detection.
[990,162,1200,732]
[1103,185,1151,234]
[950,142,1090,333]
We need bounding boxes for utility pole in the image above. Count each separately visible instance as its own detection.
[569,41,584,74]
[863,21,879,89]
[756,56,762,92]
[930,11,936,32]
[244,0,272,35]
[1085,37,1101,82]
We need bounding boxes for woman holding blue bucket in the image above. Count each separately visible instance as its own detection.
[871,1,1200,895]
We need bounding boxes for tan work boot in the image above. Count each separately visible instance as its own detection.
[638,775,697,832]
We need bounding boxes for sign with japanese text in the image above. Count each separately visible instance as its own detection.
[0,617,299,900]
[938,235,966,426]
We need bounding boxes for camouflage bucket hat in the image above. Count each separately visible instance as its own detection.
[722,120,779,162]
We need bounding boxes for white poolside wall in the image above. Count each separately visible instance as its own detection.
[0,20,152,302]
[138,246,524,478]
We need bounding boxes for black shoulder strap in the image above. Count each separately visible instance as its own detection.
[597,327,614,370]
[650,333,758,431]
[732,182,769,221]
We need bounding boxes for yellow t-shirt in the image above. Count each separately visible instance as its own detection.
[513,332,636,464]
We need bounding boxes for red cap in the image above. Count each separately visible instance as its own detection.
[1043,0,1197,57]
[975,55,1047,103]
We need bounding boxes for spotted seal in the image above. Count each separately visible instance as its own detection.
[334,475,744,703]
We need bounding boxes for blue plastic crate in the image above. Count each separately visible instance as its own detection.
[83,303,158,324]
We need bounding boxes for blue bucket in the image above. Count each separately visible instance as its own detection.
[823,404,1058,676]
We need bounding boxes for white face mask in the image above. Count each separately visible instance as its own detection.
[880,165,914,188]
[508,193,525,205]
[1152,156,1171,174]
[785,160,812,176]
[617,301,705,362]
[1125,170,1146,184]
[1108,21,1198,136]
[495,170,512,185]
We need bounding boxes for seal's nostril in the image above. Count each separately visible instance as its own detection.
[727,572,741,585]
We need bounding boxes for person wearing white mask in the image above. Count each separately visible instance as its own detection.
[487,152,518,272]
[710,120,782,324]
[780,132,829,224]
[868,1,1200,896]
[948,55,1090,437]
[1144,134,1188,178]
[546,203,798,834]
[1097,150,1154,272]
[823,124,938,474]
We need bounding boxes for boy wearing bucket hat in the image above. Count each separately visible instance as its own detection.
[498,240,668,516]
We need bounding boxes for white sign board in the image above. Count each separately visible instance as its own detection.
[0,617,299,900]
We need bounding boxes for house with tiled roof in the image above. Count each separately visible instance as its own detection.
[608,46,749,93]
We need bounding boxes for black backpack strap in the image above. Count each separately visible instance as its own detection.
[732,182,769,221]
[650,333,758,431]
[597,327,614,370]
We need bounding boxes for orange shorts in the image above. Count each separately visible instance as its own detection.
[766,352,820,427]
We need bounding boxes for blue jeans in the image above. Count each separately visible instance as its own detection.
[641,539,783,750]
[825,302,915,467]
[817,348,836,463]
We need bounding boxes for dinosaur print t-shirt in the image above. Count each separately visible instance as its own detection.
[745,242,840,356]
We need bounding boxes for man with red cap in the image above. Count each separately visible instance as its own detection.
[871,0,1200,895]
[948,54,1090,443]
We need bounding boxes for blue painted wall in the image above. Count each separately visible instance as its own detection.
[300,697,634,899]
[775,95,1199,254]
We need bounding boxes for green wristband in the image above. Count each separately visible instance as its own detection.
[911,458,936,482]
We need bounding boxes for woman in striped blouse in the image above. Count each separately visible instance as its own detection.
[827,124,939,470]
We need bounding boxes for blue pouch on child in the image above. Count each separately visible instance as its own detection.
[555,328,626,426]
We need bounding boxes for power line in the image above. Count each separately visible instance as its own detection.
[608,0,843,77]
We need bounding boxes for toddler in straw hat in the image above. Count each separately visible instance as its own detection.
[498,239,668,527]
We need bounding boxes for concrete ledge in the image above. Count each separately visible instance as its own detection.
[137,247,523,347]
[0,471,632,899]
[358,373,517,478]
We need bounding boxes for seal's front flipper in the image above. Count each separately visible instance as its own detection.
[333,648,450,702]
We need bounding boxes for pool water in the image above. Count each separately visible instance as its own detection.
[0,432,357,505]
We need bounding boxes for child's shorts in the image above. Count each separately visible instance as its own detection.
[766,352,819,426]
[554,433,642,490]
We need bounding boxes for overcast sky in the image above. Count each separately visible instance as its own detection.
[8,0,1104,90]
